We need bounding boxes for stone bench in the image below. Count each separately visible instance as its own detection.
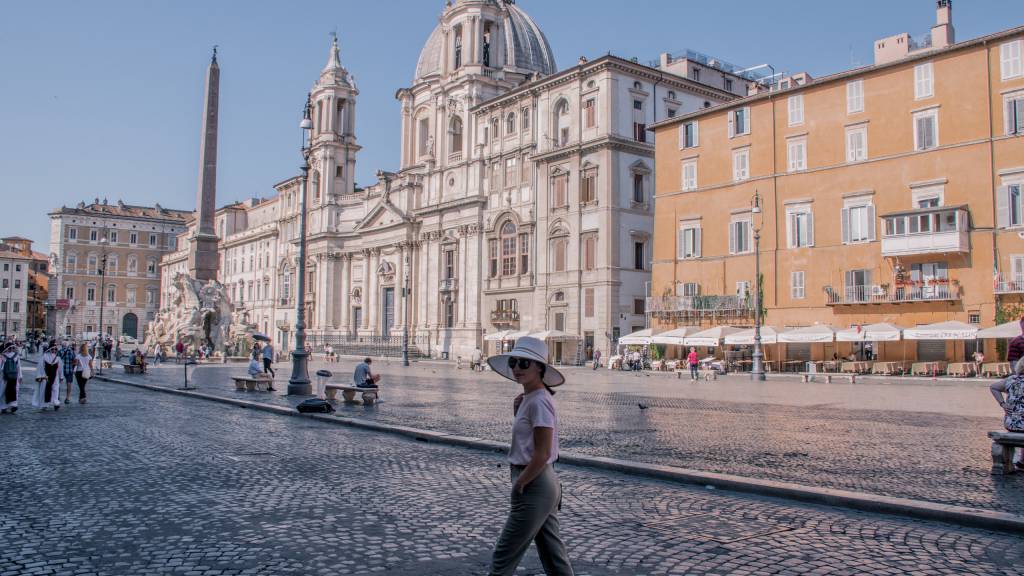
[122,364,144,375]
[232,376,273,392]
[799,372,856,384]
[325,384,379,406]
[988,431,1024,475]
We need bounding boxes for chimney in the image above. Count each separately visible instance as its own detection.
[932,0,954,49]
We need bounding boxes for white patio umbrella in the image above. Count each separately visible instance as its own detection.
[903,320,977,340]
[618,329,653,346]
[976,321,1023,339]
[483,329,516,342]
[528,329,578,342]
[684,326,744,347]
[650,326,699,346]
[778,324,836,343]
[835,323,904,342]
[723,326,782,345]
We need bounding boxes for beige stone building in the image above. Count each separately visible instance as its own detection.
[49,200,190,340]
[0,237,49,337]
[649,4,1024,362]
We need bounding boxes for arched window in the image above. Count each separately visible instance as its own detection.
[317,100,324,133]
[550,237,568,273]
[449,116,463,154]
[335,99,345,134]
[500,221,517,276]
[521,107,531,130]
[554,100,570,146]
[312,170,321,203]
[281,267,292,303]
[417,115,431,157]
[247,281,253,301]
[667,91,677,100]
[506,113,516,135]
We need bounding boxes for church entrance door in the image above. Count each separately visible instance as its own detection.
[381,288,395,337]
[122,313,138,339]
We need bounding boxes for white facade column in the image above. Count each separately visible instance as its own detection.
[360,250,371,331]
[339,254,350,332]
[367,249,379,334]
[318,256,333,330]
[396,244,407,329]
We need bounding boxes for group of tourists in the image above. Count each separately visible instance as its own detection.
[1,338,95,415]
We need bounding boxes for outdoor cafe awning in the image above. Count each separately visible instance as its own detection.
[684,326,743,347]
[778,324,836,343]
[650,326,699,346]
[483,329,529,342]
[835,323,904,342]
[528,330,578,342]
[975,321,1022,339]
[618,329,653,346]
[903,320,977,340]
[723,326,782,345]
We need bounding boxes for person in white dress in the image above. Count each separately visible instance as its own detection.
[73,343,94,404]
[32,342,65,410]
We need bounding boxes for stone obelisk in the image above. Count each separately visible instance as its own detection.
[188,47,220,283]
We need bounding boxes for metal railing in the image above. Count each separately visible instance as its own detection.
[647,294,751,313]
[439,278,458,292]
[305,333,431,359]
[825,283,960,305]
[490,309,520,323]
[995,275,1024,294]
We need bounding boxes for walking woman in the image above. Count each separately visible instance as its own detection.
[33,342,64,411]
[486,336,574,576]
[74,343,94,404]
[1,342,22,414]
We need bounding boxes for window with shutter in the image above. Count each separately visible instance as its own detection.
[584,288,594,318]
[914,111,938,150]
[788,95,804,126]
[1002,40,1023,80]
[787,138,806,172]
[1012,255,1024,282]
[790,271,805,299]
[681,160,697,191]
[914,63,933,99]
[1005,93,1024,135]
[847,80,864,113]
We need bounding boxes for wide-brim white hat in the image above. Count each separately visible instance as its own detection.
[487,336,565,387]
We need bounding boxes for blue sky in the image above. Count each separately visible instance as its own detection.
[1,0,1021,254]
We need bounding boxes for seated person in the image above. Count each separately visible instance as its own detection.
[247,354,262,378]
[133,350,147,373]
[353,357,381,388]
[990,359,1024,470]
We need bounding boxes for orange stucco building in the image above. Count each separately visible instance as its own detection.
[649,10,1024,363]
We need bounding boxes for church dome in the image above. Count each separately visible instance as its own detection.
[414,1,556,83]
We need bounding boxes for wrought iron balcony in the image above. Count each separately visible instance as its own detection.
[439,278,458,292]
[825,282,961,305]
[995,275,1024,294]
[490,309,519,323]
[881,206,969,257]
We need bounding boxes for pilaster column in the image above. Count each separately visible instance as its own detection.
[319,255,333,330]
[364,249,372,330]
[339,253,351,333]
[397,243,407,330]
[367,248,379,334]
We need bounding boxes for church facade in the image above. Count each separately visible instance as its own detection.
[162,0,736,361]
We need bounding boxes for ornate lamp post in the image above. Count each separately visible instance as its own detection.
[288,94,314,396]
[402,250,410,367]
[750,190,765,382]
[96,235,109,375]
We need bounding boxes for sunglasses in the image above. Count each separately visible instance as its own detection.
[507,357,534,370]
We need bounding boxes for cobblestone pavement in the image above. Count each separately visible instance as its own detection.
[2,380,1023,576]
[113,359,1024,519]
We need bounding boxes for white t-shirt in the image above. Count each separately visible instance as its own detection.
[75,354,92,373]
[509,389,559,465]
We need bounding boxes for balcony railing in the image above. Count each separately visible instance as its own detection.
[447,151,463,164]
[647,294,751,314]
[995,275,1024,294]
[825,282,960,305]
[439,278,458,292]
[881,207,969,257]
[490,309,520,323]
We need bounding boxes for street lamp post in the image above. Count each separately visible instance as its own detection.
[402,251,410,367]
[288,94,314,396]
[750,190,765,382]
[96,236,109,375]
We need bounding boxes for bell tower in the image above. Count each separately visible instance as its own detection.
[308,35,360,204]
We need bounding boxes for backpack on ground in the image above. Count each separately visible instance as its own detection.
[297,398,335,414]
[2,356,17,380]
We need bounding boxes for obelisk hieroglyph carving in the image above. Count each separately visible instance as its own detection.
[188,47,220,282]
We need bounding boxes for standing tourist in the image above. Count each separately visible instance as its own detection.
[1,342,22,414]
[58,340,76,405]
[261,342,276,391]
[687,347,700,381]
[486,336,574,576]
[175,340,184,363]
[74,343,94,404]
[33,342,64,411]
[1008,317,1024,366]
